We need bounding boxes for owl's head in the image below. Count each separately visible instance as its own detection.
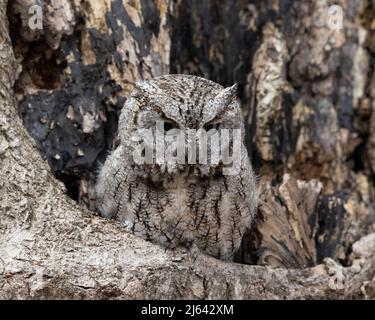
[118,75,246,178]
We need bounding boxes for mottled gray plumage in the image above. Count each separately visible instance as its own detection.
[96,74,258,261]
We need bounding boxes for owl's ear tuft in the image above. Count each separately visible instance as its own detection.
[133,81,163,98]
[133,81,150,98]
[226,83,239,99]
[214,83,239,106]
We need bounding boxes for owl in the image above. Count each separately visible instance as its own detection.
[96,74,258,261]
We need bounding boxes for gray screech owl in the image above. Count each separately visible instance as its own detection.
[96,74,258,261]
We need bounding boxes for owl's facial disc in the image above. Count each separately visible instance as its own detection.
[128,81,242,178]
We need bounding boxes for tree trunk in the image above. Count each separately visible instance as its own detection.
[1,0,375,299]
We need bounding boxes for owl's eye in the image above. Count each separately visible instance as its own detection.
[157,120,179,134]
[164,121,178,132]
[204,123,220,132]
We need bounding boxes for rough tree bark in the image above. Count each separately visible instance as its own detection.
[1,0,375,299]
